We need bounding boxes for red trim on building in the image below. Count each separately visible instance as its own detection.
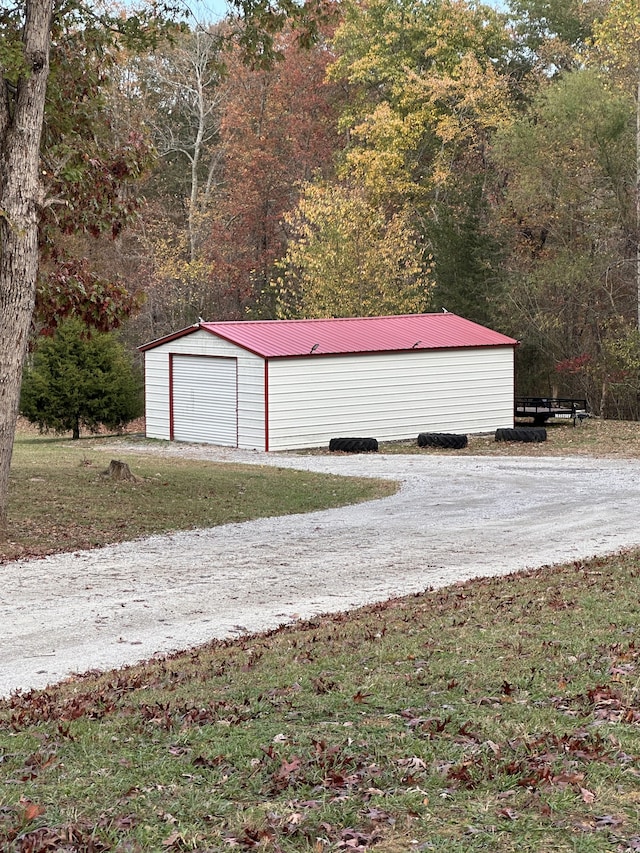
[138,324,200,352]
[168,354,174,440]
[512,348,517,428]
[235,357,240,447]
[264,360,269,452]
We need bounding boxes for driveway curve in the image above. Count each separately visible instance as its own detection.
[2,447,640,697]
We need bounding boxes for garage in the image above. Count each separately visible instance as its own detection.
[139,313,518,451]
[171,356,238,445]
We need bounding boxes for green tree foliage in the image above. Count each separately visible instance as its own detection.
[20,321,143,440]
[226,0,339,67]
[274,183,432,318]
[428,182,506,326]
[506,0,607,74]
[493,68,637,414]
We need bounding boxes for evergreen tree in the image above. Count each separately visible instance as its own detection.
[20,321,143,440]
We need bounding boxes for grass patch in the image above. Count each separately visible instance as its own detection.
[1,551,639,851]
[376,417,640,458]
[1,433,395,563]
[285,417,640,459]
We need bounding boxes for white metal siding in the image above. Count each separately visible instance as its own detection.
[266,347,514,450]
[172,356,237,445]
[143,330,265,449]
[144,349,171,440]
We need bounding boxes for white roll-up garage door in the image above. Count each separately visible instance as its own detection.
[171,355,238,445]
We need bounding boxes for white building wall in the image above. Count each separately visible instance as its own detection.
[266,347,514,450]
[144,329,266,449]
[144,348,172,440]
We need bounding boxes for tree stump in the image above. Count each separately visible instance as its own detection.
[101,459,137,482]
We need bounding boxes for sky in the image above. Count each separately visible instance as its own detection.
[181,0,509,27]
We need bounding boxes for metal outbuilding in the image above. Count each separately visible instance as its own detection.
[138,313,518,451]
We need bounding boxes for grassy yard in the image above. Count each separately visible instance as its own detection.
[1,419,640,852]
[377,417,640,458]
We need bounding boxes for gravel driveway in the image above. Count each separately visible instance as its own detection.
[2,445,640,697]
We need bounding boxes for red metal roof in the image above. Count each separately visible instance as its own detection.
[140,314,517,358]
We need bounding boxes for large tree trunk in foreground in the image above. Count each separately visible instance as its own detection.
[0,0,53,535]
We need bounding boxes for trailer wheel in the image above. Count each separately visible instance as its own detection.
[495,427,547,443]
[329,437,379,453]
[417,432,468,450]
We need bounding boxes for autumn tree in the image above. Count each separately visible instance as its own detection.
[275,183,432,318]
[127,22,344,342]
[204,26,344,319]
[0,0,177,533]
[325,0,514,326]
[124,25,227,339]
[141,27,225,262]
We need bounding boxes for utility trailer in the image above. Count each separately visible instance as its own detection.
[515,397,589,426]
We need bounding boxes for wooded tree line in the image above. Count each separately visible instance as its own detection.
[0,0,639,529]
[109,0,640,422]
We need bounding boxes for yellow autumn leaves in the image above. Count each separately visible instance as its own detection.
[274,183,433,318]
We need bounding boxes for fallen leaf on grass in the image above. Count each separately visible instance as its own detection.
[365,807,394,825]
[397,757,428,771]
[594,814,623,828]
[192,754,225,769]
[271,756,302,791]
[98,813,138,831]
[335,827,382,849]
[6,823,111,851]
[20,799,45,823]
[497,807,518,821]
[352,691,371,704]
[158,811,178,824]
[579,786,596,803]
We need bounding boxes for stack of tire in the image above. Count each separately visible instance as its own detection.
[417,433,468,450]
[495,427,547,443]
[329,437,379,453]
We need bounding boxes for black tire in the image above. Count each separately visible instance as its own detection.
[329,437,378,453]
[495,427,547,443]
[417,432,468,450]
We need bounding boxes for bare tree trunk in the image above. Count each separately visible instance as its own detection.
[637,77,640,329]
[0,0,53,535]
